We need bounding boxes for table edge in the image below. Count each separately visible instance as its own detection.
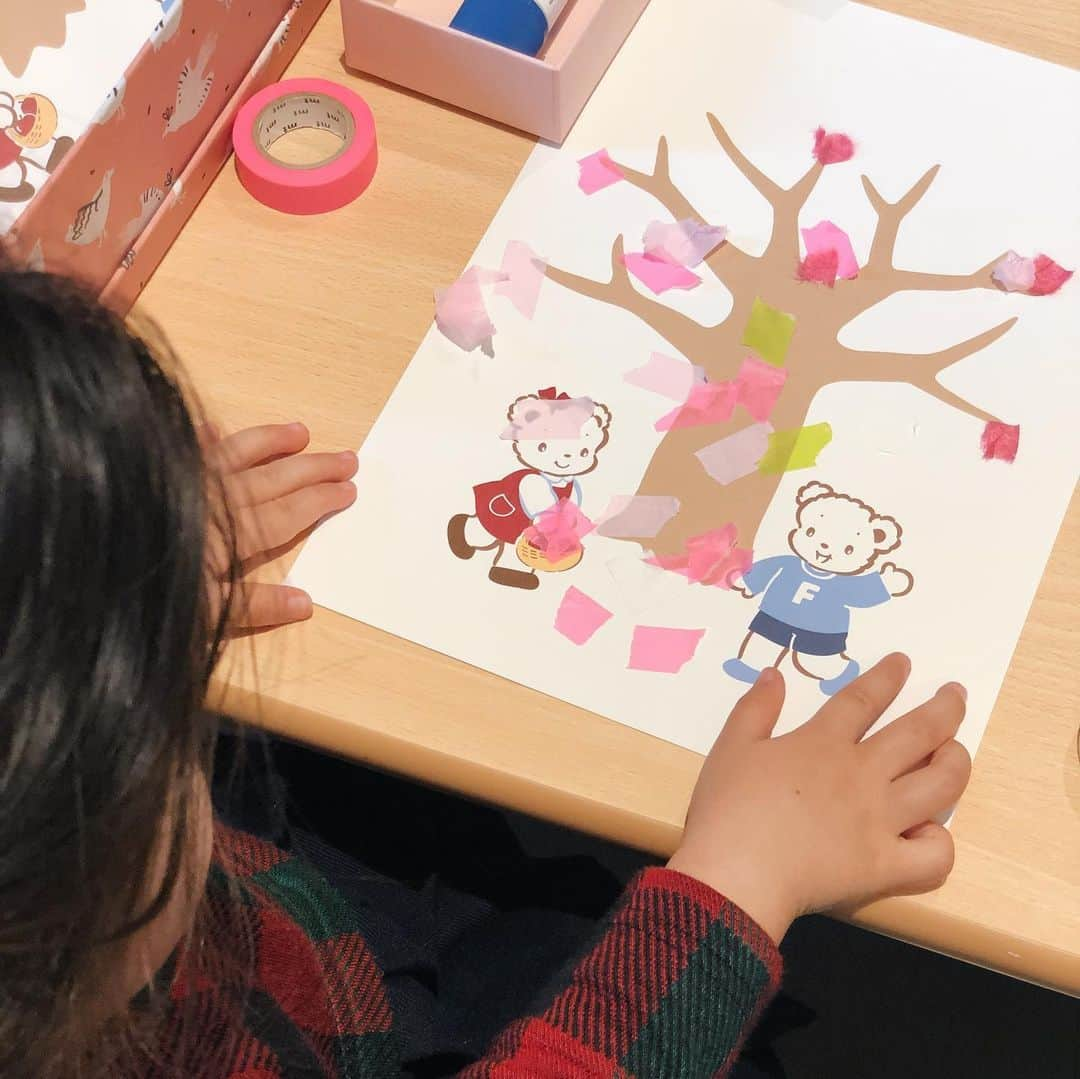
[209,676,1080,997]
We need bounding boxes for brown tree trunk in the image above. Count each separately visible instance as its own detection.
[634,372,817,555]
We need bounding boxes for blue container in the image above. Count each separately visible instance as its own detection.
[450,0,562,57]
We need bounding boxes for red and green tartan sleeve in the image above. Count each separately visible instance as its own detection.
[461,867,783,1079]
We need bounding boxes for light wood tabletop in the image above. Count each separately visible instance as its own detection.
[139,0,1080,994]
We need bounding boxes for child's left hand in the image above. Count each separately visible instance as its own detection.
[204,421,358,630]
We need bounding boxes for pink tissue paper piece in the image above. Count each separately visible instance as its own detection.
[735,356,787,422]
[991,251,1036,293]
[798,249,839,287]
[522,501,595,562]
[501,396,595,441]
[622,252,701,295]
[495,240,548,319]
[434,267,506,356]
[578,149,625,194]
[813,127,855,165]
[695,423,774,485]
[1029,254,1073,296]
[596,495,681,539]
[628,626,707,675]
[981,421,1020,463]
[624,352,705,401]
[801,221,859,279]
[643,219,727,268]
[554,586,613,646]
[655,381,737,431]
[648,525,752,588]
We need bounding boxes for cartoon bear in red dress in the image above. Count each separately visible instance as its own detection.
[448,387,612,590]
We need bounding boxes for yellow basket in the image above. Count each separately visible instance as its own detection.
[516,535,583,573]
[11,95,59,149]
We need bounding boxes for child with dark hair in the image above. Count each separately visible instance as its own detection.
[0,269,971,1078]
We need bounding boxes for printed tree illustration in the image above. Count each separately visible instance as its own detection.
[545,116,1068,562]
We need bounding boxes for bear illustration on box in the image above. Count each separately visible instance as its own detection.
[724,481,914,695]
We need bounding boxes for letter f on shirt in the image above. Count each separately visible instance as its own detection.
[792,581,820,605]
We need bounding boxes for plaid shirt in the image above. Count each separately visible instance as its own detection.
[158,828,781,1077]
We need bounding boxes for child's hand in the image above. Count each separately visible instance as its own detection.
[731,576,753,599]
[879,561,914,597]
[205,422,358,630]
[667,655,970,943]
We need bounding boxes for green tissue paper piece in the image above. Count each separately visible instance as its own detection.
[742,297,796,367]
[758,423,833,473]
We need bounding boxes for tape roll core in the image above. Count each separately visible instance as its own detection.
[234,78,377,215]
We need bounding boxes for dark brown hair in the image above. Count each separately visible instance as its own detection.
[0,271,238,1076]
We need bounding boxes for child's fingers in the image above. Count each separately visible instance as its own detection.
[884,823,956,895]
[236,481,357,559]
[226,451,358,508]
[208,422,310,474]
[720,667,786,744]
[887,740,971,832]
[813,653,910,742]
[236,583,314,629]
[864,684,966,778]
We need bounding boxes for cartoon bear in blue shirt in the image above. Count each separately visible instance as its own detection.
[724,481,913,695]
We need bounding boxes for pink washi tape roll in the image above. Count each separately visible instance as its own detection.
[232,77,377,215]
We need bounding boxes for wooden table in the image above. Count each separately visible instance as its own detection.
[139,0,1080,994]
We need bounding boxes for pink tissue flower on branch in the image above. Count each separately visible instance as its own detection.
[813,127,855,165]
[523,501,595,562]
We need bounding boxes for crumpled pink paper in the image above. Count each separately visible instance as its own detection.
[622,252,701,294]
[523,501,595,561]
[643,218,727,268]
[554,586,612,645]
[495,240,548,319]
[1029,254,1073,296]
[578,149,625,194]
[500,396,595,441]
[624,352,706,401]
[648,524,753,587]
[655,381,737,431]
[991,252,1072,296]
[434,267,507,356]
[596,494,681,539]
[735,356,788,422]
[801,221,859,281]
[991,251,1036,293]
[981,421,1020,462]
[813,127,855,165]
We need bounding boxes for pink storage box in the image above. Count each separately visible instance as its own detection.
[341,0,650,143]
[3,0,330,314]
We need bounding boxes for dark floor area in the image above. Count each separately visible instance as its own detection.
[217,731,1080,1079]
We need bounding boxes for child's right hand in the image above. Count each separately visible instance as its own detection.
[667,654,970,943]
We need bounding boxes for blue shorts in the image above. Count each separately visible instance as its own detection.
[749,611,847,657]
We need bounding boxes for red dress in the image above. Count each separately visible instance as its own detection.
[473,468,574,544]
[0,110,34,169]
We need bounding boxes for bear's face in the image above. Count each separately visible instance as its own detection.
[514,414,608,477]
[505,395,612,478]
[788,484,901,576]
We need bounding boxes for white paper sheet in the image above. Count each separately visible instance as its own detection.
[290,0,1080,756]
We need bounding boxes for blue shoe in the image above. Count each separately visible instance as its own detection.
[723,658,761,685]
[820,659,860,696]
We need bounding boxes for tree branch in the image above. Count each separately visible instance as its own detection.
[611,136,750,276]
[707,113,823,263]
[861,165,940,272]
[707,112,782,200]
[883,253,1006,295]
[837,317,1017,424]
[544,236,714,361]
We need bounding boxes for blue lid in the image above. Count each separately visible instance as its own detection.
[450,0,549,57]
